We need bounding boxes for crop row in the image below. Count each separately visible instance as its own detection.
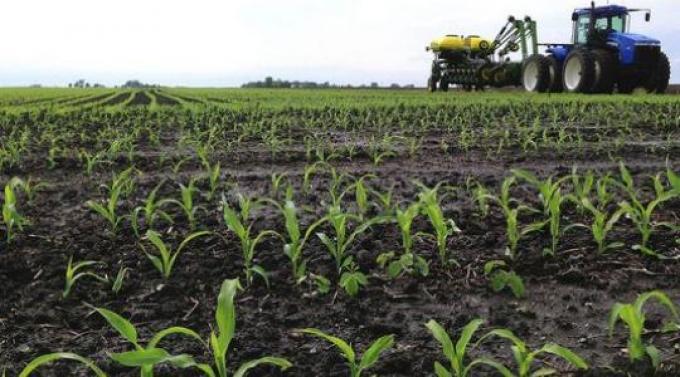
[1,98,679,173]
[3,163,680,295]
[3,275,678,377]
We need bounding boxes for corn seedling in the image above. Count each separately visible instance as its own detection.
[209,279,292,377]
[166,179,203,230]
[18,353,107,377]
[617,174,675,256]
[511,169,568,216]
[608,290,679,369]
[316,205,385,273]
[205,161,221,201]
[486,177,544,260]
[2,180,27,243]
[417,183,461,266]
[223,202,277,286]
[79,150,106,176]
[569,167,594,215]
[426,318,502,377]
[132,181,174,237]
[63,256,108,298]
[270,172,288,198]
[272,199,327,282]
[377,201,429,278]
[577,198,625,254]
[85,169,136,233]
[141,230,211,279]
[484,260,525,299]
[93,306,209,377]
[477,329,588,377]
[112,266,130,294]
[301,328,393,377]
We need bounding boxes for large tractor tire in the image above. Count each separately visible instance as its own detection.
[428,76,438,92]
[546,55,563,93]
[617,77,637,94]
[644,51,671,94]
[591,49,617,94]
[522,54,550,93]
[562,49,596,93]
[440,78,450,92]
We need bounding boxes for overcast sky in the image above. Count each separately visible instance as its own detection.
[1,0,678,87]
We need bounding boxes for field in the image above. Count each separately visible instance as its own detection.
[1,88,680,376]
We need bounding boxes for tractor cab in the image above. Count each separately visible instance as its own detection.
[571,5,631,45]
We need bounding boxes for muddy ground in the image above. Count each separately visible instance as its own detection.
[1,120,680,376]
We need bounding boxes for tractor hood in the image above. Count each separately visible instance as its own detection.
[609,32,660,46]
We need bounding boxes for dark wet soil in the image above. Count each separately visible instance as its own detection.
[1,114,680,376]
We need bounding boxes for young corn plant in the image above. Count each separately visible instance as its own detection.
[544,188,568,256]
[316,205,385,273]
[477,329,588,377]
[301,328,394,377]
[18,353,107,377]
[511,169,568,216]
[140,230,211,279]
[378,201,429,278]
[2,180,27,243]
[617,174,675,256]
[417,184,461,266]
[486,177,544,260]
[577,198,625,254]
[166,179,203,230]
[93,306,210,377]
[273,199,327,282]
[483,261,525,299]
[426,318,501,377]
[223,203,277,286]
[63,256,108,298]
[569,167,594,215]
[85,168,136,234]
[209,279,292,377]
[131,181,174,237]
[608,290,679,369]
[204,161,221,201]
[112,266,130,294]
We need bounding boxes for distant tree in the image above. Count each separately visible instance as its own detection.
[370,82,379,88]
[390,83,400,89]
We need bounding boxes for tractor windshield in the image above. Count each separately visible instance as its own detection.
[573,13,627,45]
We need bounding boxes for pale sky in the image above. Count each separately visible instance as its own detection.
[1,0,678,87]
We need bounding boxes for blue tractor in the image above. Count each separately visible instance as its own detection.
[521,2,670,94]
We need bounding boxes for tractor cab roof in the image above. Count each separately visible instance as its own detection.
[574,5,628,17]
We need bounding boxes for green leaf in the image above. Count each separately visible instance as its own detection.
[358,334,394,371]
[646,345,661,369]
[215,279,242,352]
[301,328,356,364]
[149,326,206,349]
[110,348,170,366]
[455,319,484,360]
[540,343,588,370]
[19,352,108,377]
[95,307,138,346]
[425,320,455,362]
[434,361,453,377]
[233,357,293,377]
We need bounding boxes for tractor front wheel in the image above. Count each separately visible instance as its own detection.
[522,54,550,93]
[644,51,671,94]
[428,76,438,92]
[562,49,596,93]
[591,49,617,94]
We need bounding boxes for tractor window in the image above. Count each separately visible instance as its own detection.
[574,15,590,44]
[610,16,625,32]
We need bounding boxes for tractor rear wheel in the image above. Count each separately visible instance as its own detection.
[644,51,671,94]
[562,49,596,93]
[522,55,550,93]
[546,55,563,93]
[591,49,617,94]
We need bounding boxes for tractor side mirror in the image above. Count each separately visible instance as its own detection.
[645,12,651,22]
[571,12,578,22]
